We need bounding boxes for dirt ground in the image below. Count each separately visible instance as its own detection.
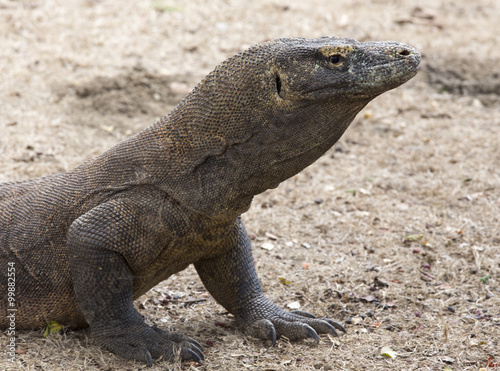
[1,0,499,370]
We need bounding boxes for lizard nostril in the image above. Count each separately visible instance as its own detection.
[398,49,411,56]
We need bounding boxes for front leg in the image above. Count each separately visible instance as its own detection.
[195,218,345,345]
[67,197,203,366]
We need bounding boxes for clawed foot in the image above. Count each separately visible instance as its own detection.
[242,304,346,346]
[94,323,204,366]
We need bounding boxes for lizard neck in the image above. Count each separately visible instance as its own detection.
[142,97,367,220]
[144,118,255,219]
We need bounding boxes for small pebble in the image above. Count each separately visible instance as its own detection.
[415,311,422,317]
[422,263,431,269]
[366,311,374,317]
[314,198,323,204]
[412,248,420,254]
[447,306,455,313]
[345,317,352,324]
[360,314,366,320]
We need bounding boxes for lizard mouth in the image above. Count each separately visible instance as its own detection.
[349,53,421,97]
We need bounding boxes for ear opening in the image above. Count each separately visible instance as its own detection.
[276,74,284,98]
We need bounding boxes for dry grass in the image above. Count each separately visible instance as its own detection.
[1,0,499,370]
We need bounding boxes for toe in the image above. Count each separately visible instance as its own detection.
[291,310,317,319]
[187,337,204,351]
[304,324,320,343]
[323,318,346,333]
[274,320,320,342]
[188,344,205,361]
[182,348,202,363]
[245,319,277,346]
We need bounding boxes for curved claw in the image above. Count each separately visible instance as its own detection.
[188,338,204,352]
[190,344,205,361]
[186,348,201,363]
[269,324,277,346]
[324,318,346,333]
[291,310,317,319]
[304,324,320,343]
[142,348,153,368]
[245,319,277,346]
[323,321,339,337]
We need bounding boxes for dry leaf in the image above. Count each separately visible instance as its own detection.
[43,321,63,337]
[279,277,291,285]
[380,346,397,358]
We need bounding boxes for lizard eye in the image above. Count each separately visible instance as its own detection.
[329,54,343,65]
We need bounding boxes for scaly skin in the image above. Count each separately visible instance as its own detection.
[0,37,420,365]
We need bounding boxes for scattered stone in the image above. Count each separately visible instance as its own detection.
[260,242,275,251]
[265,232,279,240]
[287,301,301,309]
[440,356,455,364]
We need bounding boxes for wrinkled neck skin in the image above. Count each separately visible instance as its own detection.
[147,93,370,220]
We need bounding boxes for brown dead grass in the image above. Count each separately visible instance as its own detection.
[1,0,499,370]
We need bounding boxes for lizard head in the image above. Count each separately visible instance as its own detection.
[271,37,420,102]
[157,37,420,217]
[234,37,421,193]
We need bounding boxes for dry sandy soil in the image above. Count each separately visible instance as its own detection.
[1,0,499,370]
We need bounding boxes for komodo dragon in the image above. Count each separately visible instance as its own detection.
[0,37,420,365]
